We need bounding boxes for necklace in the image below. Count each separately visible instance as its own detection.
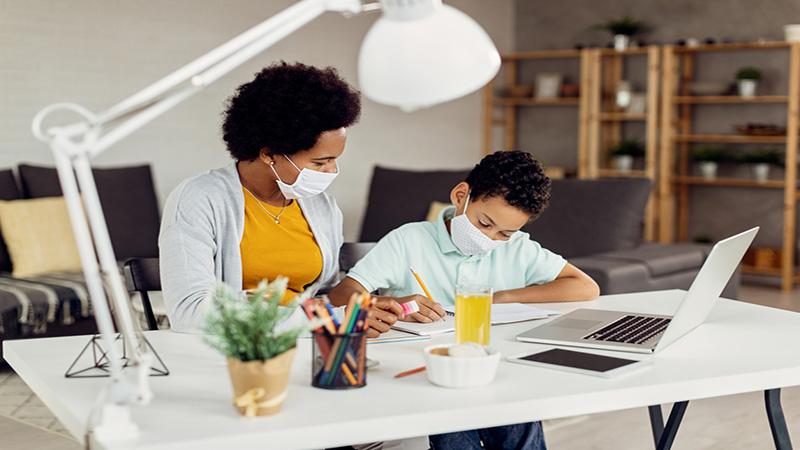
[243,186,288,224]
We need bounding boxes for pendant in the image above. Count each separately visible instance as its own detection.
[274,218,280,224]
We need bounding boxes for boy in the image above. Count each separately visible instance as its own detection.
[329,151,599,450]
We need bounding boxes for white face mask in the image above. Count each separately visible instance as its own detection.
[270,155,338,199]
[450,194,510,256]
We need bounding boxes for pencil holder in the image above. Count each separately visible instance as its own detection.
[311,330,367,389]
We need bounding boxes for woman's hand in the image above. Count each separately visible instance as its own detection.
[397,294,446,323]
[366,297,404,338]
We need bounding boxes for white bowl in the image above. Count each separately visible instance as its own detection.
[423,344,501,388]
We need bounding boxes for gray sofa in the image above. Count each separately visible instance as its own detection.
[0,164,161,361]
[359,166,739,298]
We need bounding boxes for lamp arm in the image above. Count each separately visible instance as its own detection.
[30,0,365,444]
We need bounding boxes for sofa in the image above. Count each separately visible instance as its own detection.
[359,166,739,298]
[0,164,161,362]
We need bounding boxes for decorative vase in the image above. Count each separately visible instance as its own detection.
[227,348,296,417]
[698,161,718,179]
[738,79,757,98]
[613,155,634,172]
[751,163,770,182]
[613,34,630,51]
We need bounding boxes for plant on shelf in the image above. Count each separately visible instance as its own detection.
[609,139,645,173]
[738,147,784,182]
[205,277,312,417]
[691,146,728,179]
[595,16,647,51]
[735,66,762,98]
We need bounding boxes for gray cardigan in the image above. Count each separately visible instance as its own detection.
[158,163,343,332]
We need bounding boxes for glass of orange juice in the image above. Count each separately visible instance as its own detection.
[455,284,492,345]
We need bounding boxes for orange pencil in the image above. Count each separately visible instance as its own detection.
[314,302,337,335]
[394,366,426,378]
[410,268,435,302]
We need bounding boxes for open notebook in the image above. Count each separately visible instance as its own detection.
[391,303,559,336]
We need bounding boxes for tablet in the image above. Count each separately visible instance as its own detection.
[508,348,650,378]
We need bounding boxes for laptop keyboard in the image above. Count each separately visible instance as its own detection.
[583,315,671,345]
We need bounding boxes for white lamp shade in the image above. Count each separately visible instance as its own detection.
[358,1,501,111]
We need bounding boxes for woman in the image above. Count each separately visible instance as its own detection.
[159,62,369,332]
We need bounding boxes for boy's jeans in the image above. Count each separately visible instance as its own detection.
[428,421,546,450]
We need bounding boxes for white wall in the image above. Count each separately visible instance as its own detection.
[0,0,513,240]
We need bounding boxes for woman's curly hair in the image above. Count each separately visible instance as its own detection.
[465,151,551,218]
[222,62,361,160]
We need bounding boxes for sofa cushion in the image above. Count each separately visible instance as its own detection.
[594,243,709,278]
[523,178,651,258]
[18,164,160,259]
[0,197,83,277]
[359,166,469,242]
[0,170,22,273]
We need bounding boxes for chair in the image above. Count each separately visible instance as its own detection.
[123,257,161,331]
[339,242,376,273]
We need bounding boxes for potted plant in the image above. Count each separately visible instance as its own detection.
[205,277,310,417]
[739,148,783,182]
[735,67,762,98]
[596,16,646,51]
[691,146,728,179]
[609,139,645,172]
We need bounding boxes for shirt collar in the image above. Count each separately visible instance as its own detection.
[435,205,461,255]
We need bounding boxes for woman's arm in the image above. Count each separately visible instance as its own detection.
[494,263,600,304]
[159,183,218,333]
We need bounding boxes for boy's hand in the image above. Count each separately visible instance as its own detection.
[398,294,446,323]
[366,298,403,338]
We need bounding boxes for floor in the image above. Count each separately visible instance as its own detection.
[0,284,797,450]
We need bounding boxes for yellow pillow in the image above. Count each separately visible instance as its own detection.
[0,197,83,277]
[426,201,451,222]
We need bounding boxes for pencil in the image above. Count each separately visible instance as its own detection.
[394,366,426,378]
[410,268,435,302]
[341,362,357,385]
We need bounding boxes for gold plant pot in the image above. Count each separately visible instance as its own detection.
[226,348,296,417]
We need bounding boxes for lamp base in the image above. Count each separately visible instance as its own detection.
[65,334,169,378]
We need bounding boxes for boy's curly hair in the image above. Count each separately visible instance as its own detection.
[465,151,551,218]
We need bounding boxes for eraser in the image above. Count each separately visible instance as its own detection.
[400,301,420,317]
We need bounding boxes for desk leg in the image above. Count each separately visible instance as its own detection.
[765,389,794,450]
[648,405,665,446]
[654,401,689,450]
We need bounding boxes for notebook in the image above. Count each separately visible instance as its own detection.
[391,303,559,336]
[368,329,431,344]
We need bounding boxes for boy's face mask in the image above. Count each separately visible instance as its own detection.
[270,155,338,199]
[450,194,512,256]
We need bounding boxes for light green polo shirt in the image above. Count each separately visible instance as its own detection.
[347,206,567,306]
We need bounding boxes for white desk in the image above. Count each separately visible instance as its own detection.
[4,290,799,450]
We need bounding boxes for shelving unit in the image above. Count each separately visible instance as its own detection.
[584,46,661,241]
[481,49,589,167]
[658,41,800,291]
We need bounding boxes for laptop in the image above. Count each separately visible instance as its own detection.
[517,227,759,354]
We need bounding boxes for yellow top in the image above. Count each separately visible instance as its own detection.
[240,188,323,304]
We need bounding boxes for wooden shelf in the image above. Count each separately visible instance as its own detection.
[598,47,651,56]
[502,49,582,60]
[674,95,788,104]
[598,112,647,121]
[597,169,649,178]
[493,97,580,106]
[674,134,787,144]
[673,41,791,53]
[674,176,787,189]
[742,265,800,282]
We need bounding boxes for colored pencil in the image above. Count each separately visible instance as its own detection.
[410,268,435,302]
[394,366,426,378]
